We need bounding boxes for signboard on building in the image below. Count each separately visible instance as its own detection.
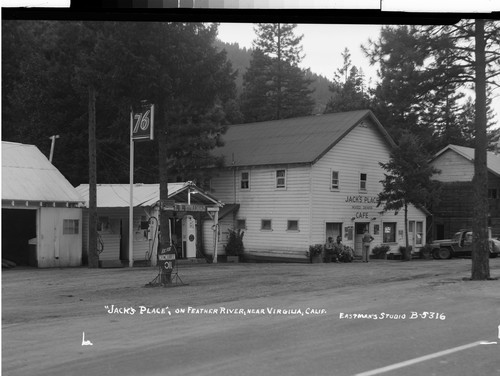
[175,204,206,212]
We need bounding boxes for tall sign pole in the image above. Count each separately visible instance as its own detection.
[157,105,175,285]
[130,101,154,268]
[129,109,134,268]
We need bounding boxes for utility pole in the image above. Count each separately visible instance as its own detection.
[88,85,99,268]
[48,135,60,163]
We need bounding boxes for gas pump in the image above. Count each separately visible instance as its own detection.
[182,215,196,258]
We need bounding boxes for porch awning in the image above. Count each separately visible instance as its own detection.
[217,203,240,220]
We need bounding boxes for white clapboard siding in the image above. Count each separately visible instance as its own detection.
[38,207,82,267]
[431,149,475,182]
[211,165,312,258]
[94,208,124,261]
[310,120,426,251]
[310,120,390,244]
[82,207,159,264]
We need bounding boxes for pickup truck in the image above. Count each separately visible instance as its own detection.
[431,228,500,260]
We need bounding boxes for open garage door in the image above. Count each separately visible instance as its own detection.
[2,208,37,267]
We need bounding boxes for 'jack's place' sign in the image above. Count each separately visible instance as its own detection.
[345,195,378,204]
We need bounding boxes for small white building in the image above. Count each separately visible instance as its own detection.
[76,182,223,266]
[2,141,84,267]
[207,110,429,262]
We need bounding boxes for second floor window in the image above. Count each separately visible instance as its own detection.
[360,173,367,191]
[331,171,339,190]
[276,169,286,189]
[241,171,250,189]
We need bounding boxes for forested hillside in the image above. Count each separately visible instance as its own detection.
[215,39,332,115]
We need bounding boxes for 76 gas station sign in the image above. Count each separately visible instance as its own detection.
[132,102,154,141]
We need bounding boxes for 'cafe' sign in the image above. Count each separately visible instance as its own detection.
[345,195,379,220]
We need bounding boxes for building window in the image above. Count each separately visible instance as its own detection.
[360,173,367,191]
[276,169,286,189]
[287,220,299,231]
[261,219,272,231]
[415,221,424,245]
[331,171,339,190]
[236,219,246,230]
[63,219,79,235]
[97,216,109,232]
[382,222,396,243]
[488,188,498,199]
[241,171,250,190]
[202,178,212,192]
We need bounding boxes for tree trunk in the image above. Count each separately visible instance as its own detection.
[88,85,99,268]
[471,19,490,280]
[404,203,410,261]
[276,23,282,120]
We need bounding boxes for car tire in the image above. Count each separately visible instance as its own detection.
[435,248,452,260]
[432,249,440,259]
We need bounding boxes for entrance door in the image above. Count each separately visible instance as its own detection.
[408,221,415,249]
[2,208,37,266]
[354,223,370,257]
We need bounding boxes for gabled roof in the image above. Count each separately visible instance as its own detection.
[431,144,500,177]
[2,141,83,203]
[75,182,222,208]
[213,110,395,168]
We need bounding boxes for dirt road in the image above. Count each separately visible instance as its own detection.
[3,259,500,376]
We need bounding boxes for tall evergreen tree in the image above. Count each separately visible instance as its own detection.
[324,48,371,113]
[2,21,238,186]
[240,23,314,122]
[378,132,441,261]
[363,23,499,154]
[422,19,499,280]
[362,25,438,148]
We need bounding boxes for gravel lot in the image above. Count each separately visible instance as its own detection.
[3,258,498,325]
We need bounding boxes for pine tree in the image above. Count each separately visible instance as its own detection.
[365,20,499,278]
[423,19,499,280]
[362,25,435,147]
[324,48,371,113]
[378,132,441,261]
[2,21,238,186]
[240,23,314,122]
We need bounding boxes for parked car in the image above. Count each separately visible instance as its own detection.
[431,228,500,259]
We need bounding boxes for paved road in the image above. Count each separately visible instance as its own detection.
[3,260,500,376]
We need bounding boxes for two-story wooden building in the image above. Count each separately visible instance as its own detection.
[206,110,428,262]
[429,144,500,239]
